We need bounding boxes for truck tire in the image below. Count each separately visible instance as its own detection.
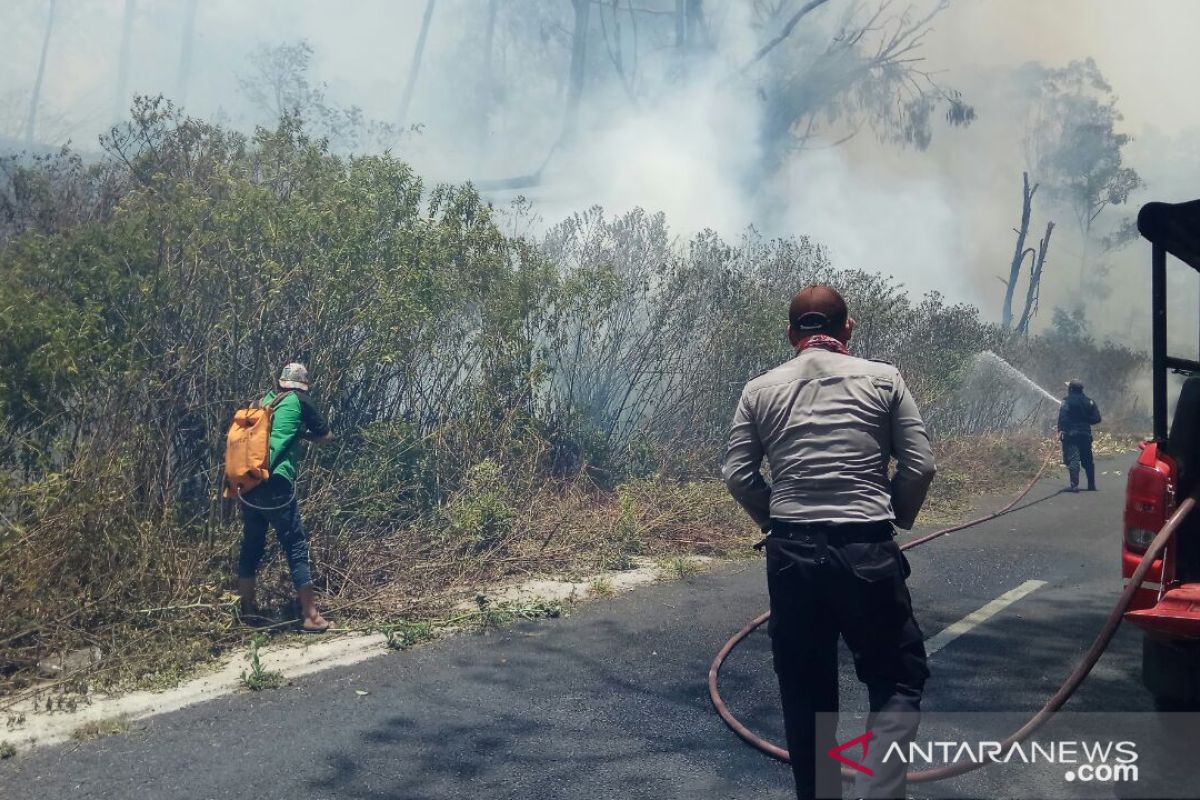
[1143,634,1200,710]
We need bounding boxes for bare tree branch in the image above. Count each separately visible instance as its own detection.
[737,0,834,74]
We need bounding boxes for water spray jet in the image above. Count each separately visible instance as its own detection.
[972,351,1060,406]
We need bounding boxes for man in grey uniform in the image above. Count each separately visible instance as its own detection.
[722,286,937,800]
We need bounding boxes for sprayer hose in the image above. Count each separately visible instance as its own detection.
[708,460,1198,783]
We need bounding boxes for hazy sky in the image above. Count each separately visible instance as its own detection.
[930,0,1200,136]
[10,1,1194,138]
[4,0,1199,333]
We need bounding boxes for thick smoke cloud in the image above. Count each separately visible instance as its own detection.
[3,0,1199,337]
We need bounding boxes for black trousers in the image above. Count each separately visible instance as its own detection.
[237,476,312,590]
[1061,434,1095,488]
[766,521,929,800]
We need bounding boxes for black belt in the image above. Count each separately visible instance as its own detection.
[769,519,894,543]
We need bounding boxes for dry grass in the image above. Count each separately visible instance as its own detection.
[1,433,1055,702]
[1091,430,1144,458]
[0,465,753,703]
[918,432,1057,523]
[308,474,753,622]
[70,716,131,741]
[588,577,615,597]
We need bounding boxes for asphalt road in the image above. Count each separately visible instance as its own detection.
[2,455,1163,800]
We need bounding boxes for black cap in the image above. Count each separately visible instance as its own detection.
[789,286,848,333]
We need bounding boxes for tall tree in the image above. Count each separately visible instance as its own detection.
[238,40,397,152]
[398,0,437,127]
[477,0,500,150]
[240,41,320,121]
[561,0,592,145]
[671,0,709,75]
[750,1,973,173]
[177,0,199,106]
[24,0,57,147]
[114,0,137,122]
[597,0,638,105]
[685,0,706,52]
[1026,58,1141,300]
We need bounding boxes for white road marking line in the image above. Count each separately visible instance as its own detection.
[925,580,1047,656]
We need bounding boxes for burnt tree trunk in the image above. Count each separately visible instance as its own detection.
[24,0,57,146]
[1002,171,1038,329]
[1016,221,1055,335]
[398,0,437,127]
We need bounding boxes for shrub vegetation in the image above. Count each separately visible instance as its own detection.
[0,101,1145,691]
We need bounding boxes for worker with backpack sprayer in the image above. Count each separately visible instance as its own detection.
[224,363,334,632]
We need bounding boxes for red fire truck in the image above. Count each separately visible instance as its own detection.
[1123,198,1200,711]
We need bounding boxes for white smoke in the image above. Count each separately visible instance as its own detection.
[4,0,1200,329]
[543,69,764,239]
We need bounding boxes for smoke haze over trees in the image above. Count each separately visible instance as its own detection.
[2,0,1199,338]
[0,0,1173,695]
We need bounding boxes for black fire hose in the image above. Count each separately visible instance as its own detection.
[708,464,1200,784]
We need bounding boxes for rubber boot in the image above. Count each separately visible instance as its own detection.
[1085,465,1097,491]
[238,577,257,617]
[238,578,268,627]
[297,586,330,633]
[1067,468,1080,492]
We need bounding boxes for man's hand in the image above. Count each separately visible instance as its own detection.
[303,431,335,444]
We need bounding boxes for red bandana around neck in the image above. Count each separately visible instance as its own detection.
[795,334,849,355]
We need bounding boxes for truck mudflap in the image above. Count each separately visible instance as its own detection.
[1125,582,1200,638]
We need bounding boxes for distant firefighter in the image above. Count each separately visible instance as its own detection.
[1058,379,1102,492]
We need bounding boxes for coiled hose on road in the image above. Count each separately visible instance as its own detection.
[708,460,1200,783]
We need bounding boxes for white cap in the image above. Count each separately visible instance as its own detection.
[278,362,310,390]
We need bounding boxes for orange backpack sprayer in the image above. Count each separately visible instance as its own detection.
[223,391,293,500]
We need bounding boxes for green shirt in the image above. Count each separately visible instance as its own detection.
[263,390,330,484]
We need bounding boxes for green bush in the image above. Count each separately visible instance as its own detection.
[439,459,518,550]
[0,102,1146,687]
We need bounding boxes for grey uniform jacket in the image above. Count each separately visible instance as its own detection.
[722,348,937,531]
